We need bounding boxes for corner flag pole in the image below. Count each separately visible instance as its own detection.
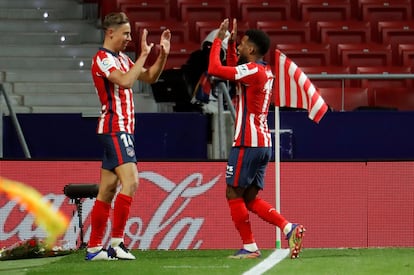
[274,106,282,249]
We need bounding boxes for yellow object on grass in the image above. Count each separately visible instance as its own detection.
[0,177,69,247]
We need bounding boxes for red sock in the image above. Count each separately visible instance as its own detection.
[247,197,288,230]
[88,199,110,248]
[228,198,255,244]
[112,193,133,238]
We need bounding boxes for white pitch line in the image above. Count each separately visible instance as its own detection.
[243,249,290,275]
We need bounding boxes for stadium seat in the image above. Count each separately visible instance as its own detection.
[378,21,414,65]
[317,21,371,64]
[177,0,231,40]
[398,44,414,67]
[318,87,371,111]
[258,21,311,66]
[276,43,331,67]
[161,42,200,70]
[117,0,171,21]
[257,21,311,44]
[372,87,414,110]
[358,0,412,41]
[297,0,352,37]
[337,43,392,72]
[237,0,291,26]
[301,66,351,88]
[195,20,250,44]
[134,21,189,46]
[358,0,412,22]
[355,66,412,88]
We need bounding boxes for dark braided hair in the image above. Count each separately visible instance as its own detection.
[244,29,271,57]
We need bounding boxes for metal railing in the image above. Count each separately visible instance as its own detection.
[0,84,31,158]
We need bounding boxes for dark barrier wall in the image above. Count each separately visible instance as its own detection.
[271,110,414,160]
[3,111,414,160]
[2,113,209,159]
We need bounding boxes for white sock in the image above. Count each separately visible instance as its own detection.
[283,223,293,236]
[110,238,123,247]
[87,246,103,253]
[243,243,259,252]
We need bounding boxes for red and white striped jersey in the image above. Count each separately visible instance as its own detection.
[208,39,274,147]
[91,47,135,134]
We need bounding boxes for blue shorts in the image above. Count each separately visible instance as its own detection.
[226,147,272,189]
[97,132,137,171]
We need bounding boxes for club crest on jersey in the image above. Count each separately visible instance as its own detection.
[126,147,135,157]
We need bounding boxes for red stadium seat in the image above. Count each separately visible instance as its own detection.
[177,0,231,40]
[378,21,414,65]
[117,0,171,21]
[163,42,201,69]
[297,0,352,37]
[398,44,414,67]
[276,43,331,67]
[318,87,371,111]
[337,43,392,71]
[258,21,311,67]
[237,0,291,26]
[301,66,351,88]
[359,0,412,41]
[257,21,311,44]
[355,66,412,88]
[358,0,412,22]
[372,87,414,110]
[317,21,371,64]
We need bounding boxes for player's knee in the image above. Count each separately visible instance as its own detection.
[122,179,139,196]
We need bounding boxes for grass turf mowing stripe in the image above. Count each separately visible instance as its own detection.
[243,249,290,275]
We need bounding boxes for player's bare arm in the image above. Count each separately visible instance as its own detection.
[229,18,237,43]
[139,29,171,83]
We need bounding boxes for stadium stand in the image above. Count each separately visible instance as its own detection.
[3,0,414,114]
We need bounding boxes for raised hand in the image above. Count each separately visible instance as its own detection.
[159,29,171,55]
[216,18,229,40]
[140,29,154,57]
[229,18,237,43]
